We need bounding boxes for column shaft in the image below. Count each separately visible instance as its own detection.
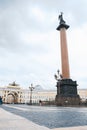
[60,28,70,78]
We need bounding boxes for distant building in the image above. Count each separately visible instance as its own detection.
[0,82,23,104]
[0,82,56,104]
[0,82,87,104]
[78,89,87,101]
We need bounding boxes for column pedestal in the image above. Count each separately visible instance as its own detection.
[55,79,80,106]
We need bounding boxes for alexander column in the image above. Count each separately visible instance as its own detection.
[55,13,80,106]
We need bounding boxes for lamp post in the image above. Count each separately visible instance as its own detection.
[54,70,62,95]
[29,84,35,105]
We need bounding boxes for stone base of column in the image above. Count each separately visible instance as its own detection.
[55,79,80,106]
[55,95,80,106]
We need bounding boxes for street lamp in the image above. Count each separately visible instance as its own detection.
[54,70,62,95]
[29,84,35,105]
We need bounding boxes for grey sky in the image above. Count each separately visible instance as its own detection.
[0,0,87,89]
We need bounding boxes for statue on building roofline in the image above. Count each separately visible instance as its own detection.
[9,81,19,86]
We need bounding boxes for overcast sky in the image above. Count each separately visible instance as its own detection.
[0,0,87,90]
